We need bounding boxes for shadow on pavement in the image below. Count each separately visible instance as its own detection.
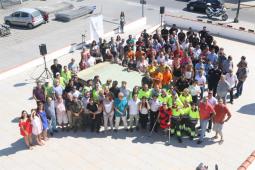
[11,117,20,123]
[237,103,255,115]
[0,138,26,157]
[13,82,29,87]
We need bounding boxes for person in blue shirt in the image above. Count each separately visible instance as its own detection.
[114,92,128,132]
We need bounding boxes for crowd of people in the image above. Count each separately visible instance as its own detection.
[19,24,249,150]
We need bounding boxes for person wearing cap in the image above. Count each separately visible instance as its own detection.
[53,80,64,100]
[213,98,232,144]
[54,72,65,89]
[128,93,140,132]
[114,92,128,132]
[198,97,215,144]
[33,81,46,105]
[70,93,83,132]
[149,93,161,132]
[159,102,172,131]
[51,59,62,78]
[44,79,53,99]
[139,96,150,130]
[61,66,72,85]
[188,103,200,140]
[170,102,183,143]
[236,56,248,98]
[225,69,238,104]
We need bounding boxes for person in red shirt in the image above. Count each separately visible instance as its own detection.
[198,97,215,144]
[213,98,231,144]
[19,110,33,149]
[159,102,172,130]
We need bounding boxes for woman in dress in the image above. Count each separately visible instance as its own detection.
[55,95,68,131]
[31,109,44,146]
[103,94,114,131]
[19,110,33,149]
[139,96,150,130]
[37,102,49,141]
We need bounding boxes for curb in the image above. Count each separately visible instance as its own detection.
[238,151,255,170]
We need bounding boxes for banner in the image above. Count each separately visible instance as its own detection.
[90,15,104,42]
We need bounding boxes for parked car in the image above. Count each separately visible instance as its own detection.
[4,8,44,29]
[187,0,223,12]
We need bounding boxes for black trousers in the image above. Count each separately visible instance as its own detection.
[81,113,90,130]
[192,95,198,105]
[90,114,101,132]
[229,87,234,102]
[208,83,217,97]
[140,113,148,129]
[73,115,81,130]
[149,110,159,132]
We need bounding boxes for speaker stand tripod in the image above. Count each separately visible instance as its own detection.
[36,55,53,81]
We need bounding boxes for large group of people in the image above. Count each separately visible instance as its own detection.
[19,24,249,150]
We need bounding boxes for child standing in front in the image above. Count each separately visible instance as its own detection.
[19,110,33,149]
[31,109,44,146]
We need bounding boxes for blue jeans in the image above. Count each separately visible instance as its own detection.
[49,115,57,133]
[236,81,244,96]
[200,86,205,99]
[199,119,209,141]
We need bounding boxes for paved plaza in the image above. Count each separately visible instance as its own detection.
[0,31,255,169]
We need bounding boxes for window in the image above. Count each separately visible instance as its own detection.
[13,12,20,17]
[32,11,41,17]
[21,12,29,18]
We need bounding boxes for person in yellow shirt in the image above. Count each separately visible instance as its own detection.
[61,66,72,86]
[188,102,200,140]
[179,88,193,104]
[54,72,65,89]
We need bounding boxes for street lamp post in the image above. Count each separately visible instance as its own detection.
[140,0,146,17]
[234,0,241,23]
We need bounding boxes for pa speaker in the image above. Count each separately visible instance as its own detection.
[160,6,165,14]
[39,44,47,56]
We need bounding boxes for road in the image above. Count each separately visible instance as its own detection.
[0,0,254,72]
[125,0,255,23]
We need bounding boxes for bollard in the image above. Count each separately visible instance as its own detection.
[207,20,212,24]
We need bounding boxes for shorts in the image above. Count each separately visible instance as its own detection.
[213,123,223,133]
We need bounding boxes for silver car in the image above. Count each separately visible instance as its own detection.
[4,8,44,29]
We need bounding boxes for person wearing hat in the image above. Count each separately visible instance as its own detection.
[114,92,128,132]
[70,93,83,132]
[188,102,200,140]
[198,97,215,144]
[54,72,65,89]
[170,102,183,143]
[149,93,161,132]
[225,69,238,104]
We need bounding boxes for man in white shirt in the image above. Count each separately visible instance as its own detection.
[225,69,238,104]
[195,70,206,100]
[128,94,140,132]
[149,94,161,132]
